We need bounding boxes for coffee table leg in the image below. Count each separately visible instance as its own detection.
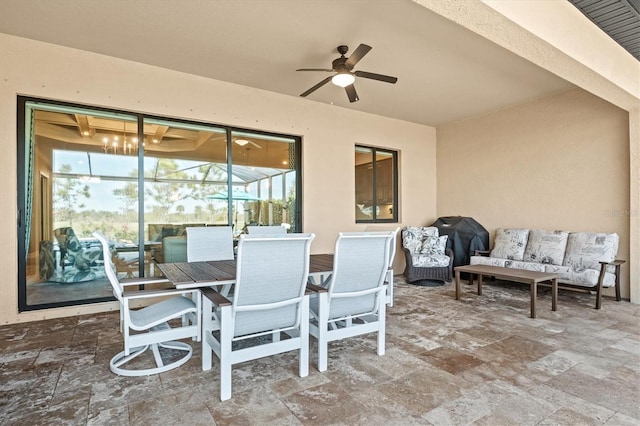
[477,274,483,296]
[552,278,557,311]
[530,281,537,319]
[455,270,460,300]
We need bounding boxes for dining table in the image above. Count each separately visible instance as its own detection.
[156,253,335,290]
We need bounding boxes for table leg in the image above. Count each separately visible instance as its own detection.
[455,270,460,300]
[530,281,537,319]
[477,274,483,296]
[552,278,557,311]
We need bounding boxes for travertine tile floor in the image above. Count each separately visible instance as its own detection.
[1,278,639,425]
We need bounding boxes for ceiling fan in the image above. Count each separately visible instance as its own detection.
[297,44,398,103]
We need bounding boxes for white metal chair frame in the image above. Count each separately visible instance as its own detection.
[308,232,393,372]
[94,231,200,377]
[201,233,315,401]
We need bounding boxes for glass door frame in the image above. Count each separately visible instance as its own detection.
[17,96,303,312]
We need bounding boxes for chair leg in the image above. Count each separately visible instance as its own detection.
[317,292,329,372]
[386,269,394,307]
[377,290,386,356]
[202,297,213,371]
[110,341,192,377]
[219,306,233,401]
[299,296,309,377]
[596,264,607,309]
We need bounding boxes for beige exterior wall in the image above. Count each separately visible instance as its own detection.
[0,34,437,324]
[437,88,631,299]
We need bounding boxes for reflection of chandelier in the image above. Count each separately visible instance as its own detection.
[102,122,139,155]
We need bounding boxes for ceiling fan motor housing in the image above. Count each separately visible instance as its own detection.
[332,57,351,73]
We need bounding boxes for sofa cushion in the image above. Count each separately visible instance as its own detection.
[469,256,545,272]
[411,253,450,268]
[563,233,619,271]
[490,228,529,261]
[545,265,616,288]
[523,229,569,266]
[420,235,448,256]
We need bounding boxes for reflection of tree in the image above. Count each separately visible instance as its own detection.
[145,159,190,222]
[190,164,226,223]
[53,164,90,227]
[113,170,138,241]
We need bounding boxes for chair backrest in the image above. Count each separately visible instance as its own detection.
[327,232,393,320]
[246,225,287,235]
[363,226,400,267]
[93,231,123,301]
[232,233,315,337]
[186,226,234,262]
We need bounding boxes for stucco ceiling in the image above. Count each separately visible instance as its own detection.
[0,0,576,126]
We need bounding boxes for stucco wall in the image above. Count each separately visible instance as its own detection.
[0,34,437,324]
[437,88,631,299]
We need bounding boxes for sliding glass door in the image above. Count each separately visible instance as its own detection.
[17,97,301,311]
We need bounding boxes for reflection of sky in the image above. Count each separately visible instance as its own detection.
[53,150,295,213]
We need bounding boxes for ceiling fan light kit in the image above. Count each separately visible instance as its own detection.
[297,44,398,103]
[331,72,355,88]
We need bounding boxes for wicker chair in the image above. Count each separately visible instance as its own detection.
[401,226,454,284]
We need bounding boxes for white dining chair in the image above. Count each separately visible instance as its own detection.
[186,225,235,301]
[94,231,200,377]
[186,226,234,262]
[308,231,393,372]
[246,225,287,235]
[201,233,315,401]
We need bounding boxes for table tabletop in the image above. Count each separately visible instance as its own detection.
[454,264,558,282]
[157,253,335,289]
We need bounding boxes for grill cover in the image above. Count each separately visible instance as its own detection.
[430,216,489,267]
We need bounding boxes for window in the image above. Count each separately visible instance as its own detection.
[17,97,302,311]
[355,145,398,223]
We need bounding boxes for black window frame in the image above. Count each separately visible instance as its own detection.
[355,144,399,224]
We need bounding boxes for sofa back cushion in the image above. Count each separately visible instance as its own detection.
[563,232,619,270]
[490,228,529,261]
[523,229,569,265]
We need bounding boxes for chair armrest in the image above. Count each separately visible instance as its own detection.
[599,259,625,266]
[201,287,232,307]
[306,283,328,293]
[120,277,172,287]
[122,287,198,300]
[446,248,454,266]
[474,250,490,256]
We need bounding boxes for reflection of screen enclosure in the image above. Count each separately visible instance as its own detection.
[19,99,300,311]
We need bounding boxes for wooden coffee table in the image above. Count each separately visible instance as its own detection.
[454,264,558,318]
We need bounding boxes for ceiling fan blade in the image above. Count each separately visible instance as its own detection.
[354,70,398,84]
[296,68,334,72]
[345,84,359,103]
[345,44,372,67]
[300,76,333,97]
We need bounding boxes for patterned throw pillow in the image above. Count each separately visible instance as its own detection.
[490,228,529,261]
[402,226,439,254]
[420,235,447,256]
[523,229,569,265]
